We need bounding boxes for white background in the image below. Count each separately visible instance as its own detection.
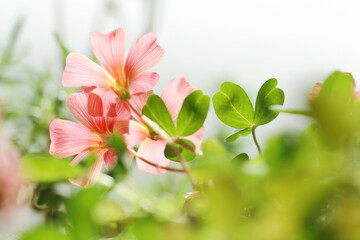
[1,0,360,146]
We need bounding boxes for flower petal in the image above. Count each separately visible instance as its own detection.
[90,28,127,87]
[49,119,96,158]
[183,126,205,149]
[71,149,90,165]
[123,121,149,149]
[308,82,323,101]
[161,75,195,119]
[128,91,152,120]
[62,53,108,87]
[67,90,107,134]
[354,89,360,100]
[112,120,130,135]
[125,32,164,82]
[87,88,120,117]
[69,149,106,188]
[104,149,117,170]
[136,139,169,174]
[130,72,159,94]
[105,101,131,134]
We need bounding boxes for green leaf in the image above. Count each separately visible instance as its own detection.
[142,94,176,136]
[232,153,249,163]
[3,15,25,63]
[177,90,210,136]
[164,139,196,162]
[310,71,355,142]
[54,32,71,66]
[254,78,285,126]
[225,127,252,142]
[21,154,84,183]
[20,227,69,240]
[66,188,104,239]
[213,82,254,128]
[318,71,353,101]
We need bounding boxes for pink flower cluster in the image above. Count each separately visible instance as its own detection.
[49,28,204,187]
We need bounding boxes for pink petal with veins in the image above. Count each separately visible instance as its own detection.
[70,149,106,188]
[87,88,120,117]
[128,91,152,121]
[67,90,107,135]
[62,53,108,87]
[130,72,159,94]
[161,75,195,119]
[136,139,169,174]
[90,28,126,86]
[125,32,164,83]
[124,120,149,149]
[49,119,98,158]
[104,149,117,170]
[71,149,90,165]
[112,120,130,135]
[105,100,131,133]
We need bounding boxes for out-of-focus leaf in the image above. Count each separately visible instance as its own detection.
[213,82,254,128]
[318,71,353,101]
[225,127,252,142]
[54,32,71,65]
[20,227,69,240]
[32,184,64,210]
[177,90,210,136]
[196,140,231,170]
[66,188,105,240]
[91,201,124,238]
[164,139,196,162]
[254,78,284,126]
[310,71,355,142]
[143,94,176,136]
[3,15,26,63]
[232,153,249,163]
[21,154,84,183]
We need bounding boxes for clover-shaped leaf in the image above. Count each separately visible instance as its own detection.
[254,78,284,126]
[213,82,254,129]
[142,94,176,137]
[177,90,210,137]
[225,127,252,142]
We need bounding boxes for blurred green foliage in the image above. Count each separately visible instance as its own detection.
[19,71,360,240]
[2,15,360,240]
[0,16,72,154]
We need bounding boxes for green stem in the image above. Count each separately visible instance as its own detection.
[127,100,199,188]
[252,126,262,155]
[169,144,199,190]
[128,148,185,173]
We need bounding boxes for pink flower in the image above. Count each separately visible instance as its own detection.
[125,76,205,174]
[62,28,164,117]
[49,87,131,187]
